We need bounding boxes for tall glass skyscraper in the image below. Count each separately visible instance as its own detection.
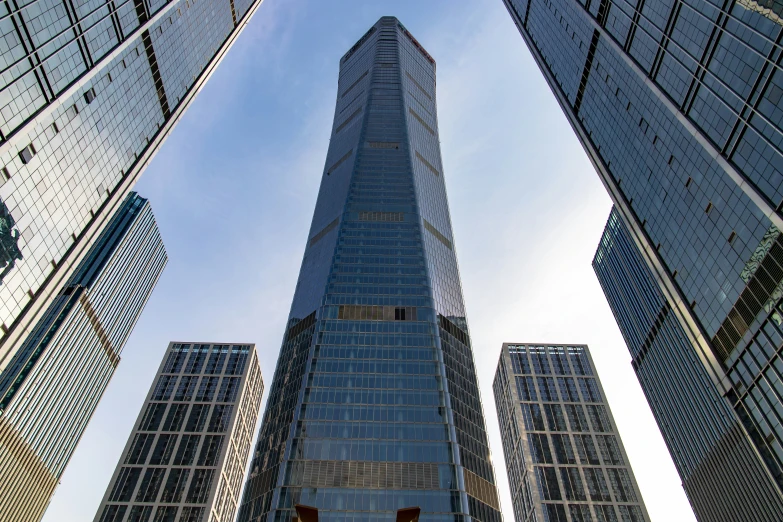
[237,16,501,522]
[502,0,783,518]
[0,0,265,375]
[0,192,166,522]
[594,208,782,521]
[493,343,649,522]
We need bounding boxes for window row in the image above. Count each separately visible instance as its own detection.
[294,420,449,441]
[303,387,443,407]
[516,375,602,403]
[124,432,224,467]
[519,402,613,433]
[540,501,645,522]
[314,346,435,361]
[527,432,625,466]
[301,404,446,423]
[138,402,233,433]
[152,375,242,402]
[278,487,461,514]
[310,359,439,375]
[162,344,250,375]
[534,465,638,503]
[508,346,593,376]
[309,373,440,391]
[107,466,216,504]
[287,438,452,464]
[98,504,205,522]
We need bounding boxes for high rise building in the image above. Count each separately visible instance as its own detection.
[594,208,783,521]
[502,0,783,518]
[0,192,166,522]
[94,342,264,522]
[237,16,501,522]
[493,343,650,522]
[0,0,265,375]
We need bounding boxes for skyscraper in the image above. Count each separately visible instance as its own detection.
[593,208,783,521]
[494,343,649,522]
[0,192,167,522]
[502,0,783,518]
[237,16,501,522]
[0,0,265,376]
[94,342,264,522]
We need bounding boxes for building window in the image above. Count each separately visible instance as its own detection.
[173,434,201,465]
[108,467,142,502]
[160,468,190,503]
[186,469,215,503]
[135,467,165,502]
[153,506,177,521]
[98,504,127,522]
[185,404,211,432]
[368,141,400,149]
[124,433,154,465]
[18,144,35,164]
[198,435,224,465]
[207,405,232,432]
[415,151,440,176]
[84,88,96,104]
[139,403,167,431]
[149,434,177,465]
[326,150,352,175]
[128,507,153,521]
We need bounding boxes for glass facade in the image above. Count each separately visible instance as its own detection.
[0,0,264,371]
[594,207,783,521]
[237,16,501,522]
[0,192,167,522]
[94,342,264,522]
[493,343,650,522]
[503,0,783,517]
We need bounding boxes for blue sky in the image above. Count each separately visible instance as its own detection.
[43,1,696,520]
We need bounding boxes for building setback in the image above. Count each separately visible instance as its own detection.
[237,16,502,522]
[0,191,166,522]
[502,0,783,518]
[94,342,264,522]
[0,0,265,380]
[494,343,649,522]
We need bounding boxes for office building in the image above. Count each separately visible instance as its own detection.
[94,342,264,522]
[503,0,783,518]
[493,343,649,522]
[594,208,783,521]
[0,0,265,378]
[0,192,167,522]
[237,16,501,522]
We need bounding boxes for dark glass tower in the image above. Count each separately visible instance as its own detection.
[0,0,264,379]
[594,208,780,522]
[238,16,501,522]
[502,0,783,518]
[0,192,167,522]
